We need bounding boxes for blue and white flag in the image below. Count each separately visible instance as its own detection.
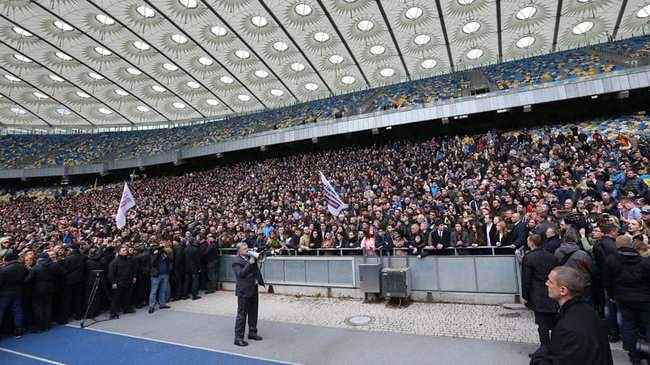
[319,172,348,216]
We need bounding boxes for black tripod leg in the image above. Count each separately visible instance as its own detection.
[81,276,101,328]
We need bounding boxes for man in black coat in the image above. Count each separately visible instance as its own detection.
[84,248,106,320]
[232,242,264,347]
[25,252,64,331]
[531,266,613,365]
[428,222,451,253]
[61,246,86,322]
[506,212,529,248]
[0,250,29,337]
[593,223,621,341]
[602,235,650,364]
[184,238,203,300]
[521,234,558,356]
[108,245,136,319]
[171,240,186,300]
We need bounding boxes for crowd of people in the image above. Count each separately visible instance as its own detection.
[0,111,649,361]
[2,35,649,169]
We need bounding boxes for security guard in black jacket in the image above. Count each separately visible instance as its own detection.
[61,246,86,322]
[232,242,264,347]
[0,250,29,336]
[108,245,136,319]
[25,252,64,331]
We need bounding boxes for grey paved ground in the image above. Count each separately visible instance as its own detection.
[78,291,629,365]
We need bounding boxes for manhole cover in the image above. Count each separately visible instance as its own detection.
[345,315,374,326]
[498,312,522,318]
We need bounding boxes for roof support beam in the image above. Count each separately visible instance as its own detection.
[314,0,371,88]
[200,0,300,102]
[256,0,333,96]
[434,0,455,72]
[0,91,50,127]
[552,0,564,52]
[0,40,135,126]
[31,1,206,118]
[612,0,629,40]
[496,0,503,62]
[84,0,234,114]
[376,0,411,81]
[0,12,170,123]
[139,0,268,109]
[0,66,93,126]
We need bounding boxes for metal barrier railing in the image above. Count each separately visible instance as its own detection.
[217,245,516,257]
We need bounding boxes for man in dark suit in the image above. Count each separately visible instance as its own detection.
[506,212,529,248]
[482,216,498,247]
[428,222,451,254]
[232,242,265,347]
[521,234,558,357]
[531,266,613,365]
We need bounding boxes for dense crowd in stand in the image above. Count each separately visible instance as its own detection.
[2,35,650,169]
[1,112,650,361]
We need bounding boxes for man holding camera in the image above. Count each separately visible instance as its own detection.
[232,242,264,347]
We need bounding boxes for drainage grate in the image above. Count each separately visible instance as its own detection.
[345,315,374,326]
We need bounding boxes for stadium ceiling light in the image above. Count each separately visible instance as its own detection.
[88,72,104,80]
[11,107,27,115]
[163,63,178,71]
[133,40,151,50]
[94,46,112,56]
[137,105,149,112]
[462,21,481,34]
[341,75,355,84]
[210,25,227,36]
[637,5,650,18]
[198,56,213,66]
[76,91,91,98]
[457,0,476,4]
[126,67,142,75]
[237,94,251,102]
[577,0,592,3]
[33,91,49,99]
[95,14,115,25]
[186,81,200,89]
[206,99,219,106]
[220,75,234,84]
[172,102,185,109]
[291,62,305,72]
[98,107,112,114]
[370,45,385,55]
[56,107,71,116]
[254,70,269,78]
[4,74,21,82]
[329,54,344,64]
[295,3,312,16]
[516,6,537,20]
[179,0,198,8]
[380,68,395,77]
[251,15,268,27]
[414,34,431,45]
[12,26,32,37]
[171,34,188,44]
[421,58,437,69]
[137,5,156,18]
[304,82,318,91]
[235,49,250,59]
[405,7,423,20]
[466,48,484,59]
[152,85,166,92]
[357,20,374,32]
[270,89,284,97]
[273,41,288,52]
[343,0,357,3]
[53,20,74,31]
[516,35,536,48]
[114,89,129,96]
[572,21,594,35]
[314,32,330,42]
[49,74,65,82]
[55,52,72,61]
[13,54,31,63]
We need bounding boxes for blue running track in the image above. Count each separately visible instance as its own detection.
[0,325,290,365]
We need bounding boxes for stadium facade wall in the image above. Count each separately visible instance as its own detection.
[2,66,650,180]
[217,255,520,305]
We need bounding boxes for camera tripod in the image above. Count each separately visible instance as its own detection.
[80,270,111,328]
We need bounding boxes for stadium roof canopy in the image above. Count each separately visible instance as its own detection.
[0,0,647,129]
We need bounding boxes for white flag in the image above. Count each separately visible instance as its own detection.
[319,171,348,216]
[115,182,136,229]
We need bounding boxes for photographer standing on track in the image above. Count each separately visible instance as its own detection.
[232,242,264,347]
